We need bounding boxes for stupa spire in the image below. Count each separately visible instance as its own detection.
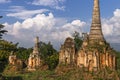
[33,36,39,54]
[89,0,105,44]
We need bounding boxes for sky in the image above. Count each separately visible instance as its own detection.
[0,0,120,50]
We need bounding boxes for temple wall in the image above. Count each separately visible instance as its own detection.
[27,37,41,71]
[105,53,109,66]
[77,50,85,67]
[58,37,75,65]
[58,0,116,71]
[93,55,97,68]
[113,56,116,69]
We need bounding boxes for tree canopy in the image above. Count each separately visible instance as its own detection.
[39,41,58,70]
[72,31,83,52]
[0,16,7,39]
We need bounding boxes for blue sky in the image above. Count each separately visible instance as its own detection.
[1,0,120,22]
[0,0,120,49]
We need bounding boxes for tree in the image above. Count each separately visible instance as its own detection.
[39,41,57,59]
[114,51,120,77]
[39,41,58,70]
[73,31,83,52]
[116,51,120,69]
[0,40,17,72]
[0,16,7,39]
[46,53,59,70]
[16,47,32,60]
[0,40,17,60]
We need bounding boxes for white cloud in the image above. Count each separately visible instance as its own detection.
[114,9,120,17]
[102,9,120,43]
[71,20,86,27]
[0,0,11,3]
[3,13,86,49]
[8,6,26,12]
[4,6,120,50]
[6,6,49,19]
[32,0,66,10]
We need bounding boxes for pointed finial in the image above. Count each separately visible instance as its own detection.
[35,36,39,44]
[89,0,105,44]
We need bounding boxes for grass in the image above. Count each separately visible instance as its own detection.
[1,68,119,80]
[2,70,56,80]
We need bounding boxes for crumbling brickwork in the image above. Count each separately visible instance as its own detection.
[58,0,116,71]
[27,37,41,71]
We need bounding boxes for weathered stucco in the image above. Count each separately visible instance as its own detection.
[58,0,116,71]
[27,37,41,71]
[59,37,75,66]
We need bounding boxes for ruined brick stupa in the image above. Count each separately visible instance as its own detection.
[27,37,41,71]
[59,0,116,71]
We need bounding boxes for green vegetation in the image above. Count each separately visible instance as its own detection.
[116,51,120,69]
[0,18,120,80]
[39,41,59,70]
[16,47,32,60]
[0,40,17,59]
[0,40,17,73]
[0,16,7,39]
[116,51,120,78]
[0,17,17,73]
[73,31,83,51]
[2,68,119,80]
